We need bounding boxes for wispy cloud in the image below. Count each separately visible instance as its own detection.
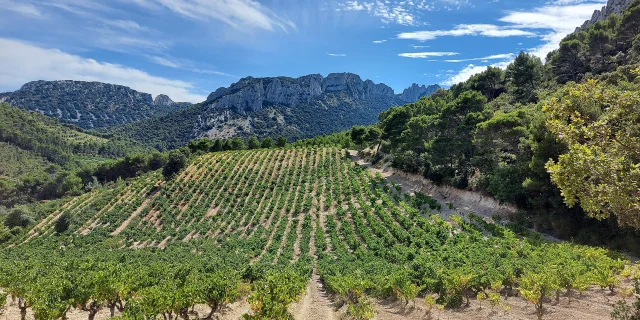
[398,24,536,41]
[148,55,238,78]
[101,19,150,32]
[439,53,515,63]
[500,1,606,58]
[338,0,418,25]
[398,52,459,58]
[149,0,296,33]
[327,53,347,57]
[373,40,387,44]
[1,1,43,18]
[0,38,206,102]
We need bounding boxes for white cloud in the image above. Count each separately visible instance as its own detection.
[151,0,296,32]
[149,56,181,68]
[338,0,418,25]
[1,1,43,17]
[102,19,150,32]
[412,45,431,48]
[0,38,206,103]
[499,2,606,58]
[442,60,512,86]
[441,53,515,62]
[328,53,347,57]
[397,24,536,41]
[398,52,459,58]
[148,55,238,78]
[373,40,387,44]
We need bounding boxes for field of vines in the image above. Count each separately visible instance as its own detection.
[1,147,639,320]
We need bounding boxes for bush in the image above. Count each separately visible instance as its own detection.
[54,213,70,233]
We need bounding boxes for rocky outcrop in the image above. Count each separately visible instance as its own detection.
[205,72,432,115]
[0,80,191,129]
[153,94,174,106]
[576,0,635,32]
[398,83,441,103]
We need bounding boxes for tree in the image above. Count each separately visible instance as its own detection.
[467,66,506,100]
[148,153,167,170]
[551,40,587,84]
[276,136,288,148]
[261,137,274,149]
[364,127,383,151]
[54,212,70,233]
[587,29,614,73]
[163,150,188,179]
[4,208,33,229]
[229,137,247,150]
[247,136,261,149]
[188,138,213,154]
[350,126,367,148]
[616,1,640,48]
[211,139,224,152]
[544,79,640,228]
[506,51,544,103]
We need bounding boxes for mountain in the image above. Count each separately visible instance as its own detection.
[398,83,441,102]
[576,0,635,31]
[0,80,191,129]
[109,73,440,150]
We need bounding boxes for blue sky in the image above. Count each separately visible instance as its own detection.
[0,0,607,102]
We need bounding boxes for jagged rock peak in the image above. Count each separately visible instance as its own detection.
[399,83,441,102]
[576,0,635,32]
[153,94,174,106]
[204,73,399,115]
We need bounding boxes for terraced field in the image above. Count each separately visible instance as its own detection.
[1,147,638,320]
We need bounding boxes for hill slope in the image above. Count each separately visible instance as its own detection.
[0,102,154,205]
[3,147,634,320]
[0,80,191,129]
[108,73,439,149]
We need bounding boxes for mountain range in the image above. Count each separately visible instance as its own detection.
[108,73,439,149]
[0,74,439,150]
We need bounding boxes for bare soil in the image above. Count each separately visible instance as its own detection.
[348,150,517,221]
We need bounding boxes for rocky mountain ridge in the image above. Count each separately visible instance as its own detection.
[110,73,440,149]
[0,80,190,129]
[576,0,635,31]
[204,73,440,115]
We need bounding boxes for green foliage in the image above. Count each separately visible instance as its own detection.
[54,212,70,233]
[260,137,274,148]
[162,150,188,179]
[545,80,640,228]
[3,208,33,229]
[276,136,288,148]
[247,136,261,149]
[506,52,544,103]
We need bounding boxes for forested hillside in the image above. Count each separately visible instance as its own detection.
[0,102,156,206]
[353,0,640,253]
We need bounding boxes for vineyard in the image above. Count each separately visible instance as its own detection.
[1,147,639,320]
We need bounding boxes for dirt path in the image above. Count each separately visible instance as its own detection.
[289,273,337,320]
[373,285,625,320]
[348,150,517,221]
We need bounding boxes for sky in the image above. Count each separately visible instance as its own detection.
[0,0,608,103]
